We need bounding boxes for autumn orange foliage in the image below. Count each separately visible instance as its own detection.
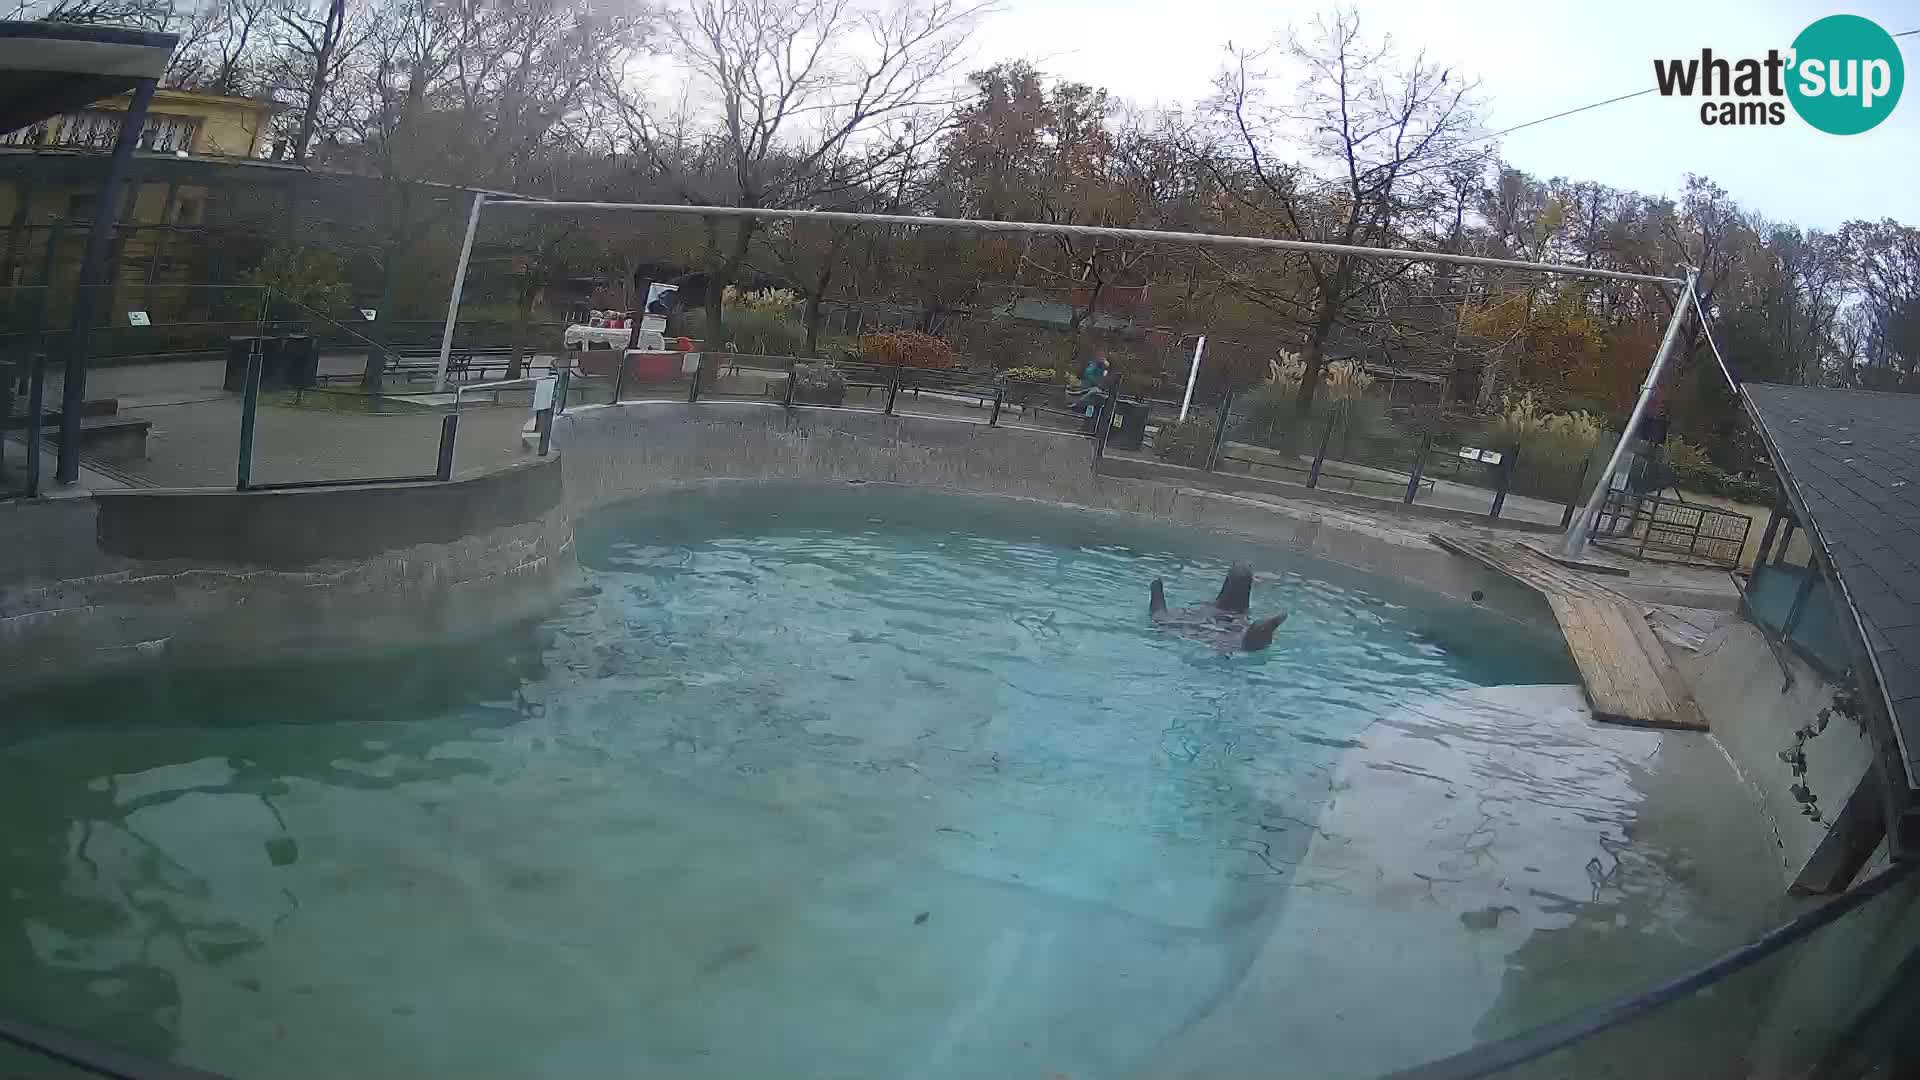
[858,330,957,369]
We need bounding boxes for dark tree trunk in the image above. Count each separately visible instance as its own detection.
[1293,298,1340,417]
[362,183,413,394]
[804,293,824,357]
[508,283,533,381]
[701,217,756,351]
[804,262,833,357]
[291,0,343,166]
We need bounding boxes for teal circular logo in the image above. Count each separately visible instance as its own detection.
[1787,15,1904,135]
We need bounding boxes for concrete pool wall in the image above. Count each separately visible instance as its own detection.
[0,457,574,691]
[553,400,1556,623]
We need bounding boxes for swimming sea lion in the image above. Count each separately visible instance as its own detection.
[1149,564,1287,652]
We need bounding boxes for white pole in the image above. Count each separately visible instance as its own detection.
[435,191,486,392]
[1178,335,1206,421]
[486,201,1685,288]
[1560,268,1699,559]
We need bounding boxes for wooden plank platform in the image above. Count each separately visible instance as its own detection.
[1431,534,1707,731]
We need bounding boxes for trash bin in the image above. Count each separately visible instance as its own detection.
[279,334,317,388]
[223,336,260,391]
[1108,398,1150,451]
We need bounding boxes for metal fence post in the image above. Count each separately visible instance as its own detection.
[989,383,1003,427]
[611,349,628,404]
[686,352,702,404]
[57,78,156,486]
[235,341,262,490]
[22,342,46,498]
[1093,378,1122,467]
[1306,408,1335,489]
[1489,443,1519,519]
[782,358,798,410]
[554,362,571,415]
[1205,387,1233,472]
[1404,431,1433,505]
[885,363,901,416]
[1562,457,1593,529]
[435,412,459,480]
[536,405,554,456]
[1754,506,1784,567]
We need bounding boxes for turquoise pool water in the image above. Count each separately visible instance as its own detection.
[0,484,1625,1078]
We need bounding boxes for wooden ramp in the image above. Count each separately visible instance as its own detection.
[1431,534,1707,732]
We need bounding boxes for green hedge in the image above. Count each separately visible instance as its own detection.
[1669,460,1775,506]
[1155,417,1217,468]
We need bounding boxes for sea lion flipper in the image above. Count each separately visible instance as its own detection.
[1214,564,1254,614]
[1241,613,1287,652]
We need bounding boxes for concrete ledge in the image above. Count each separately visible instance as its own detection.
[1,457,576,692]
[555,402,1558,628]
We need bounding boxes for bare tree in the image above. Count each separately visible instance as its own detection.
[7,0,170,27]
[1196,7,1483,414]
[607,0,984,346]
[272,0,367,162]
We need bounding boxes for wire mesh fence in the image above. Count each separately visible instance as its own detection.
[1122,387,1602,526]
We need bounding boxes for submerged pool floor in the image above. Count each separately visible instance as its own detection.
[0,485,1792,1078]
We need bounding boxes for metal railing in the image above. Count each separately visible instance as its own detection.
[1593,489,1752,568]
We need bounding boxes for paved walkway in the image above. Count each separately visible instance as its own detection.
[37,357,546,489]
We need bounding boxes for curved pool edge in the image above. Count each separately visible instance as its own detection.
[3,401,1567,693]
[0,456,577,694]
[555,402,1561,631]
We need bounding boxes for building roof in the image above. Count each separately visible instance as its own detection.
[1742,383,1920,791]
[0,20,177,134]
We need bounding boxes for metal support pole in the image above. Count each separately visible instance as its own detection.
[434,412,458,481]
[22,341,46,497]
[1490,443,1519,519]
[884,363,901,415]
[433,191,485,392]
[1206,388,1233,472]
[235,342,262,490]
[1307,409,1335,489]
[1754,506,1784,569]
[1776,519,1797,565]
[535,406,554,456]
[989,383,1003,427]
[57,78,156,486]
[1561,267,1698,558]
[1093,378,1123,466]
[1178,335,1206,422]
[612,350,629,404]
[1562,456,1593,529]
[1405,431,1433,505]
[554,362,571,415]
[781,359,797,410]
[687,353,702,404]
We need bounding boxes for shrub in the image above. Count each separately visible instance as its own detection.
[1001,366,1060,383]
[725,286,801,314]
[1666,457,1776,506]
[859,329,956,369]
[1155,417,1217,468]
[721,309,809,356]
[1482,392,1607,500]
[243,244,350,317]
[790,362,846,405]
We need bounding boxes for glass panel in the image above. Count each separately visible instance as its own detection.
[1468,866,1920,1080]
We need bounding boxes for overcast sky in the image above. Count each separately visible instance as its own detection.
[968,0,1918,231]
